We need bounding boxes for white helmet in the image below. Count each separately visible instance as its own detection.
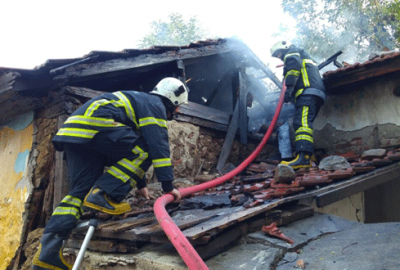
[150,77,189,107]
[270,40,292,57]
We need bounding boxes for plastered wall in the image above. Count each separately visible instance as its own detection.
[314,74,400,154]
[311,73,400,222]
[0,112,34,269]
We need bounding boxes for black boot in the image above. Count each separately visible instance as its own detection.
[32,233,72,270]
[83,187,131,215]
[280,151,312,169]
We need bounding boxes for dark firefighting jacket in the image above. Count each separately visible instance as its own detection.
[52,91,173,181]
[283,46,326,102]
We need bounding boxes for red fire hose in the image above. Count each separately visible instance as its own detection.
[154,84,287,270]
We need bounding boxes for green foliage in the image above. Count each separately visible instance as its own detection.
[138,13,210,48]
[281,0,400,62]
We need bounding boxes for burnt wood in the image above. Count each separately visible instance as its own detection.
[53,46,234,81]
[0,97,45,126]
[174,114,228,132]
[101,217,155,233]
[176,101,231,126]
[216,100,240,172]
[0,72,19,103]
[64,86,107,99]
[85,208,228,243]
[238,70,248,145]
[53,114,70,209]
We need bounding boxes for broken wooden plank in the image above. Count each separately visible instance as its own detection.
[53,45,236,80]
[89,208,229,243]
[64,86,107,99]
[176,101,231,126]
[316,162,400,207]
[53,114,70,209]
[182,204,274,240]
[0,71,19,102]
[238,70,248,145]
[102,217,155,233]
[216,100,240,172]
[174,114,228,132]
[0,98,45,126]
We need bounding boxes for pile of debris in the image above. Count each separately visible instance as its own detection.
[20,147,399,269]
[57,148,400,258]
[191,148,400,209]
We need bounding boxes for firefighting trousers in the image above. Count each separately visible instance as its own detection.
[44,128,152,236]
[293,95,324,154]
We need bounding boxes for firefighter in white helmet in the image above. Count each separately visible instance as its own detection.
[33,77,188,270]
[271,40,326,169]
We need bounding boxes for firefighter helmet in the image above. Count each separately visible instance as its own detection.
[150,77,189,106]
[270,40,292,57]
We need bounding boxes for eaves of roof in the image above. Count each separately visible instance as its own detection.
[322,51,400,92]
[34,39,229,72]
[323,51,400,78]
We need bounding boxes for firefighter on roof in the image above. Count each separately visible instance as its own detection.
[32,77,189,270]
[271,40,326,169]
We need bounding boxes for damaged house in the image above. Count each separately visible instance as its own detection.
[1,38,400,269]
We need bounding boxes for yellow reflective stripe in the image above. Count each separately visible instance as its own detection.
[302,60,310,87]
[52,206,81,219]
[108,166,137,188]
[108,166,130,183]
[295,88,304,100]
[57,128,98,138]
[114,92,138,128]
[287,70,300,76]
[65,116,125,127]
[302,106,309,128]
[118,158,145,179]
[295,127,313,135]
[139,117,168,128]
[303,59,317,65]
[284,70,300,81]
[295,134,314,143]
[61,195,82,207]
[132,145,148,167]
[284,53,300,62]
[85,99,112,116]
[153,158,172,168]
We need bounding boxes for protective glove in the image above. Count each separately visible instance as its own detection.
[284,86,294,103]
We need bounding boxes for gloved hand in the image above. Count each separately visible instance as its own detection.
[168,188,182,202]
[136,187,155,200]
[284,87,294,103]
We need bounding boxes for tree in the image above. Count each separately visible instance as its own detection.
[280,0,400,63]
[138,13,211,48]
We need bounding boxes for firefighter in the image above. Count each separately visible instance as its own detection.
[32,77,188,270]
[270,41,326,169]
